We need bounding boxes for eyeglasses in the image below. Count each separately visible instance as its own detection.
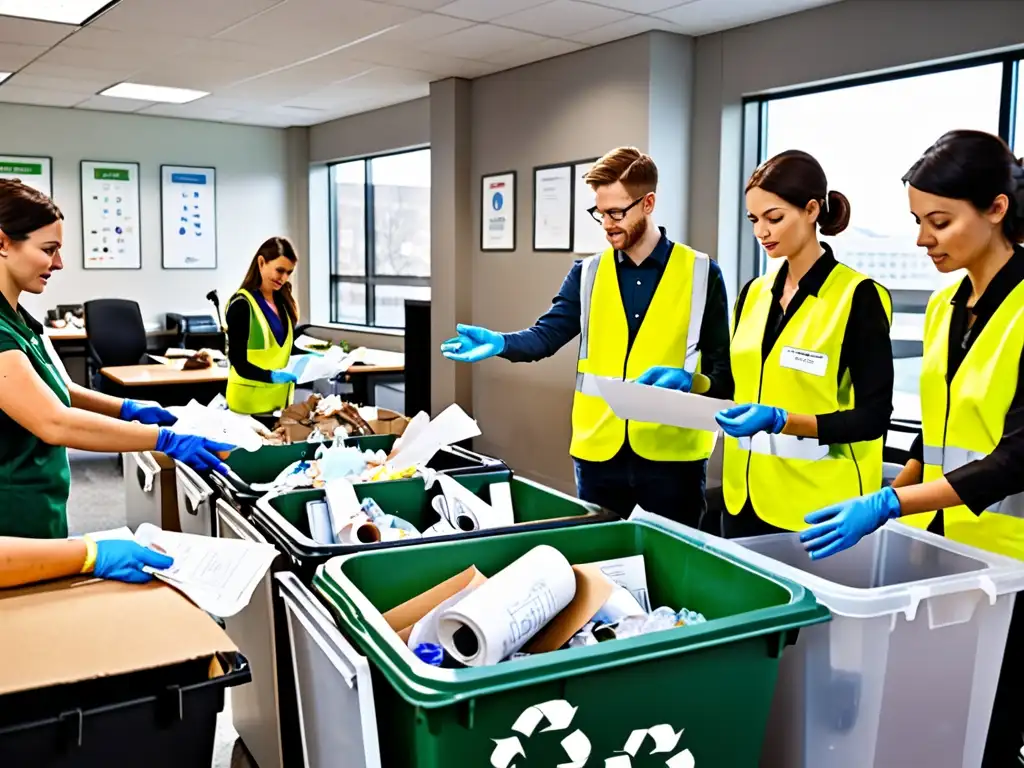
[588,196,646,223]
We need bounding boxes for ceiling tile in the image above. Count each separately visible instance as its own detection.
[3,72,111,93]
[347,44,496,77]
[480,36,584,67]
[0,84,86,107]
[61,26,187,55]
[213,0,420,58]
[139,101,247,122]
[17,61,134,83]
[578,0,689,12]
[92,0,285,38]
[655,0,839,35]
[0,42,48,70]
[569,13,686,44]
[0,16,76,46]
[435,0,549,22]
[175,38,301,67]
[359,11,475,44]
[416,23,547,59]
[493,0,631,37]
[127,57,273,91]
[217,53,377,100]
[74,94,154,112]
[371,0,458,9]
[32,43,148,74]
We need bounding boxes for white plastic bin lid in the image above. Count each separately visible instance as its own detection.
[629,509,1024,622]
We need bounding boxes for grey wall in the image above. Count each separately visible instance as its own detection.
[689,0,1024,296]
[453,33,694,493]
[309,98,429,164]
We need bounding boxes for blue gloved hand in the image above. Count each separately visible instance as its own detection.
[93,539,174,584]
[270,370,298,384]
[440,324,504,363]
[636,366,693,392]
[156,429,235,475]
[120,399,177,426]
[715,404,788,437]
[800,487,902,560]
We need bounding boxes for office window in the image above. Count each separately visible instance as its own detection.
[746,59,1020,424]
[329,148,430,329]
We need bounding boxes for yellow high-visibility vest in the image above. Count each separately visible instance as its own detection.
[899,279,1024,559]
[226,289,294,415]
[570,243,716,462]
[722,263,891,530]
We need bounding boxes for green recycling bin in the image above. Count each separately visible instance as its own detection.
[309,518,830,768]
[209,434,507,514]
[252,473,614,583]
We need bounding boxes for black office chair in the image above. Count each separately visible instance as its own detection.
[84,299,148,391]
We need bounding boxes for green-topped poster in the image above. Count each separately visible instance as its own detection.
[80,160,141,270]
[0,155,52,197]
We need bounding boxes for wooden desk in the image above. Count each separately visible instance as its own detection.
[44,326,177,342]
[100,361,227,406]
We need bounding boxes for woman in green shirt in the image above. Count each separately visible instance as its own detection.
[0,179,234,539]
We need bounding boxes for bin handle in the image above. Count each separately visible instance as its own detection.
[280,589,359,688]
[134,452,158,494]
[178,464,212,510]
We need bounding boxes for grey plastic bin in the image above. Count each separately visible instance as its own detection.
[634,510,1024,768]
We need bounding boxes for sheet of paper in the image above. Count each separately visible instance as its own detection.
[435,475,512,532]
[73,526,135,542]
[594,376,733,433]
[587,554,651,613]
[133,523,278,618]
[165,399,264,452]
[387,404,481,471]
[437,545,576,666]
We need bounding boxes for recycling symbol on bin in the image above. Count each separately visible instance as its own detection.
[490,698,695,767]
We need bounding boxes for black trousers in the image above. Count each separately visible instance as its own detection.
[573,446,707,529]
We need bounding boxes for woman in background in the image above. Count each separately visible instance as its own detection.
[0,179,233,539]
[226,236,300,415]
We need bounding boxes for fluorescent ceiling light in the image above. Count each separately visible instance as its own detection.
[99,82,209,104]
[0,0,116,25]
[0,73,10,84]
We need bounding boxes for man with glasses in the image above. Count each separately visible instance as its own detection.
[441,147,732,526]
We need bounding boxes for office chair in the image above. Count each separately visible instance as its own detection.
[84,299,148,391]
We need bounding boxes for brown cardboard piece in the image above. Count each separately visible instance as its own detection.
[0,577,237,697]
[382,565,487,643]
[524,564,616,653]
[369,407,410,436]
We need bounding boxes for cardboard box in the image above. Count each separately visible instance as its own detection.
[0,577,237,697]
[369,407,410,436]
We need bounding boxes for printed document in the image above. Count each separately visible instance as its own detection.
[595,376,733,433]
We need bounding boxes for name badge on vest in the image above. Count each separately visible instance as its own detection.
[779,346,828,377]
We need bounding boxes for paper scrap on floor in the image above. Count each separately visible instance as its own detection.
[594,376,734,433]
[133,523,277,618]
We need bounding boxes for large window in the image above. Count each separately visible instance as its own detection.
[744,56,1024,423]
[329,148,430,330]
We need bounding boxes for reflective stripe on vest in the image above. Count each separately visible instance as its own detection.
[899,277,1024,560]
[722,262,891,531]
[569,243,714,463]
[920,444,1024,517]
[574,248,709,397]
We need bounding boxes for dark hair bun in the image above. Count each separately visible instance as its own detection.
[819,190,851,236]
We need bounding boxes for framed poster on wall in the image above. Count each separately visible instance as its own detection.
[161,164,217,269]
[0,155,52,197]
[81,160,141,270]
[532,162,573,252]
[481,170,516,251]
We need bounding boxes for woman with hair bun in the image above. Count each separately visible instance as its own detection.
[643,150,894,536]
[799,127,1024,768]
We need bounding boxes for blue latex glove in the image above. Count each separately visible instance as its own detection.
[715,404,788,437]
[440,324,505,363]
[800,487,902,560]
[636,366,692,392]
[120,399,177,426]
[93,539,174,584]
[156,429,235,475]
[270,370,298,384]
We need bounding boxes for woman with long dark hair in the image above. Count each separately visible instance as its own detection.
[800,127,1024,768]
[225,236,300,415]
